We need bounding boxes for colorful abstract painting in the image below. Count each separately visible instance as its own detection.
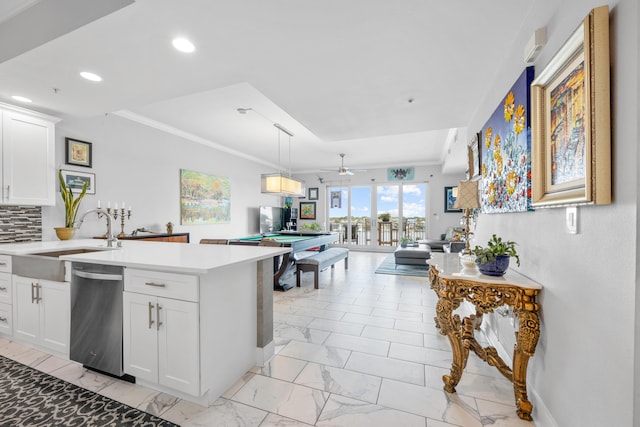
[480,67,534,213]
[180,169,230,224]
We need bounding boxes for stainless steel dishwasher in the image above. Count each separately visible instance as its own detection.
[70,262,128,379]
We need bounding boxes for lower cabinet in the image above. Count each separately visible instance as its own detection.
[0,303,11,335]
[123,290,199,396]
[0,272,12,335]
[12,275,69,355]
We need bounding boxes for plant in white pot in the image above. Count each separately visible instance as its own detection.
[472,234,520,276]
[56,169,88,240]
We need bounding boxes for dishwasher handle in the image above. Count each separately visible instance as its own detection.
[73,270,123,281]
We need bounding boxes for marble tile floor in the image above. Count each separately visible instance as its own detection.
[0,251,536,426]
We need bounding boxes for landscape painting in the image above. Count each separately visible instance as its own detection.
[180,169,230,224]
[480,66,534,213]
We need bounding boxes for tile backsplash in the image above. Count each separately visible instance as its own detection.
[0,206,42,243]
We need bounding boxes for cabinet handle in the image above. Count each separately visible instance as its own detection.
[148,302,155,329]
[0,286,6,291]
[0,262,6,266]
[31,283,36,303]
[157,304,162,331]
[0,316,6,322]
[35,283,42,303]
[145,282,166,288]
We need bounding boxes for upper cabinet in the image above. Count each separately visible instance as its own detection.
[1,103,59,206]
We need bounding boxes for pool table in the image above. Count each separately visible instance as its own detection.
[228,232,339,291]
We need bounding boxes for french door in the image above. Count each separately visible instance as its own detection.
[327,183,426,248]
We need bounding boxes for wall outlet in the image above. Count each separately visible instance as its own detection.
[566,206,578,234]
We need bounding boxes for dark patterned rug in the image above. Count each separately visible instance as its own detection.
[0,355,179,426]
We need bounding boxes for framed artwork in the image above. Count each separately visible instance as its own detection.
[300,202,316,220]
[65,137,92,168]
[469,132,481,179]
[480,66,535,214]
[387,167,414,181]
[60,169,95,194]
[444,186,461,213]
[308,187,319,200]
[531,5,610,207]
[330,190,342,208]
[180,169,231,224]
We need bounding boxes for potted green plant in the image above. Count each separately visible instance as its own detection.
[472,234,520,276]
[56,169,88,240]
[378,213,391,222]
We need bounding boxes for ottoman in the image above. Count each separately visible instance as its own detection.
[394,244,431,267]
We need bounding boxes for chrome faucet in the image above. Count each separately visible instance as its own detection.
[76,208,118,247]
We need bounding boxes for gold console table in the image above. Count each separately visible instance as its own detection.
[427,253,542,420]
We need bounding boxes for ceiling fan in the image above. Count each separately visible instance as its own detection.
[322,153,368,176]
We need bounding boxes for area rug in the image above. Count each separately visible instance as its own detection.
[375,254,429,277]
[0,355,178,427]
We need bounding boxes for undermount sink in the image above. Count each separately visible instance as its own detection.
[28,248,108,258]
[12,247,113,281]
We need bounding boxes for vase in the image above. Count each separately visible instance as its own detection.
[477,254,510,276]
[54,227,76,240]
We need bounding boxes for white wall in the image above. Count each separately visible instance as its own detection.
[466,1,638,426]
[43,113,283,243]
[295,165,465,240]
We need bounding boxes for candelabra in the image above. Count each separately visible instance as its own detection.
[96,202,132,238]
[108,207,132,238]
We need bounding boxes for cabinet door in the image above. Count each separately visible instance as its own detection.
[123,292,158,383]
[12,275,40,344]
[158,297,199,395]
[0,303,11,335]
[39,280,70,355]
[2,110,55,205]
[0,273,11,305]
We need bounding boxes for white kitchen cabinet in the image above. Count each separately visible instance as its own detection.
[12,275,69,355]
[123,269,199,396]
[0,260,12,336]
[0,303,11,335]
[0,103,58,206]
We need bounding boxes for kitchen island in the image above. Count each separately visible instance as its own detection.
[0,239,290,406]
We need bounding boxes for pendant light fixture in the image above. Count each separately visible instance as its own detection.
[260,122,305,197]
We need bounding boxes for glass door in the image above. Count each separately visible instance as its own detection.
[402,184,427,242]
[376,185,399,246]
[350,186,371,247]
[328,187,348,243]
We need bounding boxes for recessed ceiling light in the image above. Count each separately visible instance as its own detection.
[11,95,32,103]
[172,37,195,53]
[80,71,102,82]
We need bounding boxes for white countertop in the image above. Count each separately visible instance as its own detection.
[0,239,291,274]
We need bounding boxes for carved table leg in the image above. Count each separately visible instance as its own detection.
[512,310,540,420]
[435,296,468,392]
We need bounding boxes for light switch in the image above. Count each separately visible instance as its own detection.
[566,206,578,234]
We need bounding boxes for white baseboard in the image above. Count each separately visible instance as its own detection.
[481,323,558,427]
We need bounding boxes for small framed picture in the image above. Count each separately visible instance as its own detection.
[300,202,316,220]
[60,169,96,194]
[444,186,461,213]
[308,187,319,200]
[65,137,92,168]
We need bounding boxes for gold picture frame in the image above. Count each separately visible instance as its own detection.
[531,5,610,207]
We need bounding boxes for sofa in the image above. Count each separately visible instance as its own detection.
[420,226,465,253]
